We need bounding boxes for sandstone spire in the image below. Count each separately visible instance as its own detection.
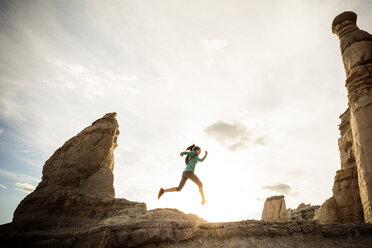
[11,112,145,228]
[332,11,372,223]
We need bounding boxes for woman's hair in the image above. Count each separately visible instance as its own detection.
[186,144,200,151]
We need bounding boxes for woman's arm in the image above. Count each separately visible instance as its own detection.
[180,151,195,156]
[198,151,208,162]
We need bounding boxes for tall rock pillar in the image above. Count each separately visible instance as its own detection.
[332,11,372,223]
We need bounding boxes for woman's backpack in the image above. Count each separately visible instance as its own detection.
[184,144,197,165]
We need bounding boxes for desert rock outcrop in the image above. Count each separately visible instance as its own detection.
[314,108,364,223]
[261,195,288,222]
[12,112,147,229]
[332,11,372,223]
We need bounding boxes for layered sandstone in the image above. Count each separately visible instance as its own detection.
[261,195,288,222]
[314,109,364,223]
[11,113,147,229]
[332,11,372,223]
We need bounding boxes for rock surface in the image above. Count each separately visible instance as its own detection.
[314,108,364,224]
[1,216,372,248]
[287,203,320,221]
[261,195,288,222]
[11,112,147,230]
[333,11,372,223]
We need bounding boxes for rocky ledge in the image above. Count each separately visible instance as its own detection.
[1,212,372,247]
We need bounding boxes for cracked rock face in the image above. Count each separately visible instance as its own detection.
[39,112,119,200]
[314,109,364,224]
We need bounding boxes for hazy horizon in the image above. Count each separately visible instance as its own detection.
[1,0,372,224]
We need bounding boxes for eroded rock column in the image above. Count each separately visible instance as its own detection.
[332,11,372,223]
[261,195,287,222]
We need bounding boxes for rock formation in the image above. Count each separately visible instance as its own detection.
[313,109,364,224]
[261,198,319,222]
[332,11,372,223]
[1,112,372,247]
[287,203,320,221]
[11,112,147,229]
[261,195,288,222]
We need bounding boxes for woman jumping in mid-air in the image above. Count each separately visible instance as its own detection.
[158,144,208,205]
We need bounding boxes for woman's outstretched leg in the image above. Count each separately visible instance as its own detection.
[158,172,188,199]
[157,187,177,199]
[164,187,177,192]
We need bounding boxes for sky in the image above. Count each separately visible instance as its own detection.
[1,0,372,224]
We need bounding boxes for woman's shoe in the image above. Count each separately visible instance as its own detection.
[158,188,164,199]
[201,199,206,205]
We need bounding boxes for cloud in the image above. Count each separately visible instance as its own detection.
[204,121,246,143]
[227,137,251,151]
[0,128,3,135]
[204,121,267,151]
[255,136,268,145]
[256,198,265,201]
[0,169,40,184]
[44,59,139,101]
[0,184,6,189]
[15,182,35,194]
[202,39,226,51]
[262,183,292,194]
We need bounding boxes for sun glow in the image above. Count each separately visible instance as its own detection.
[148,169,265,222]
[144,141,268,222]
[114,123,284,223]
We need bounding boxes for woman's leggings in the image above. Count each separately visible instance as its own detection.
[176,171,203,191]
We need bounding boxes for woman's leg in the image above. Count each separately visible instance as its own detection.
[164,187,177,192]
[187,172,206,204]
[164,172,188,192]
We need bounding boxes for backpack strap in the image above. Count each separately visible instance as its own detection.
[188,153,197,162]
